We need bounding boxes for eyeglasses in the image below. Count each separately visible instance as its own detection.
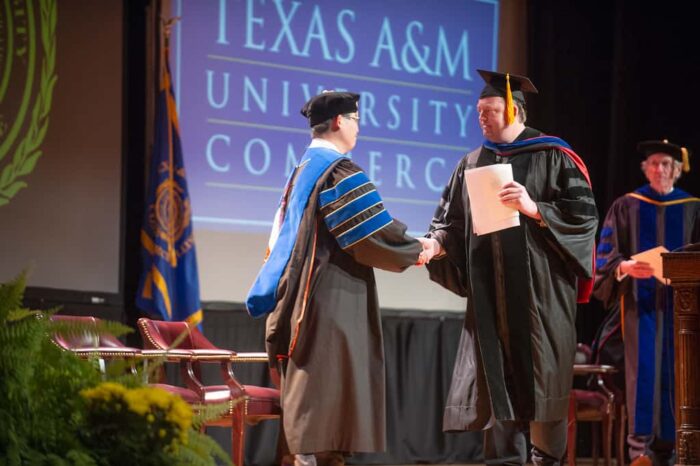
[648,160,673,168]
[343,115,360,123]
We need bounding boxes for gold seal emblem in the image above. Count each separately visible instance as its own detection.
[146,164,193,266]
[0,0,57,206]
[152,178,190,242]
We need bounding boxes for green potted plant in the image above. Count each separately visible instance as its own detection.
[0,272,232,466]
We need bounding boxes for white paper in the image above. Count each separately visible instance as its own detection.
[464,164,520,235]
[631,245,670,283]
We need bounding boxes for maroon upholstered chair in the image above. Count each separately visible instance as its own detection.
[137,317,281,466]
[50,315,141,373]
[49,314,206,408]
[568,343,625,466]
[51,315,134,352]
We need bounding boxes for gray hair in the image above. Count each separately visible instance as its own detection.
[310,118,333,138]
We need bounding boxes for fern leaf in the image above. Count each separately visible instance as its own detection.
[0,271,28,322]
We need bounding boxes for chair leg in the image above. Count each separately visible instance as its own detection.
[615,404,626,466]
[592,423,599,466]
[231,401,247,466]
[602,413,613,466]
[567,394,577,466]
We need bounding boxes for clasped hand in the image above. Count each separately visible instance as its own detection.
[416,237,442,265]
[414,182,537,266]
[498,181,540,219]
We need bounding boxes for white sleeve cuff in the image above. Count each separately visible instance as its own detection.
[615,264,628,282]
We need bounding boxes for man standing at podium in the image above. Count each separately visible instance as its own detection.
[594,139,700,466]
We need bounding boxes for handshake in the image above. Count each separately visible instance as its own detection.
[416,237,443,266]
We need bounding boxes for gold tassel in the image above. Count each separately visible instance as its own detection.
[681,147,690,172]
[505,73,515,125]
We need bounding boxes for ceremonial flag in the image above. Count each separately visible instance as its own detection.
[136,32,202,326]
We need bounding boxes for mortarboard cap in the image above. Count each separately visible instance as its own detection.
[300,91,360,127]
[637,139,691,172]
[477,69,538,102]
[477,70,538,125]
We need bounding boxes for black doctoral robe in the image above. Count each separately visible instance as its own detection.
[426,127,598,430]
[264,156,421,454]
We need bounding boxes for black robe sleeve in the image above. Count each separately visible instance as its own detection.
[535,149,599,279]
[424,157,469,297]
[592,197,632,309]
[319,159,421,272]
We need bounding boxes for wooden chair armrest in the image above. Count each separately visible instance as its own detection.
[139,348,195,362]
[573,364,617,376]
[187,349,237,361]
[69,347,141,376]
[141,348,236,362]
[71,347,140,358]
[231,352,269,363]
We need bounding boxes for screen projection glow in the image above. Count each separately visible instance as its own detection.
[172,0,499,235]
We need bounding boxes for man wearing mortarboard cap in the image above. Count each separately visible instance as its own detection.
[419,70,598,465]
[594,139,699,466]
[247,91,421,466]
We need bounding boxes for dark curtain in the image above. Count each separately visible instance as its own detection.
[527,0,700,343]
[528,1,699,211]
[200,307,482,466]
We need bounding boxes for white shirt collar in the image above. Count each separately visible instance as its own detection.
[309,138,341,153]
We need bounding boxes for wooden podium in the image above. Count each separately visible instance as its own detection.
[663,251,700,466]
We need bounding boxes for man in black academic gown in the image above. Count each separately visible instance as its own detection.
[247,91,422,466]
[418,71,598,465]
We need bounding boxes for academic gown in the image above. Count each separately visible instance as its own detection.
[426,127,598,431]
[593,184,700,442]
[263,154,421,455]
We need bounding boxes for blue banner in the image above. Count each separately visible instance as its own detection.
[136,39,203,326]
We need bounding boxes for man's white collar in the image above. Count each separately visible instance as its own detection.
[309,138,340,153]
